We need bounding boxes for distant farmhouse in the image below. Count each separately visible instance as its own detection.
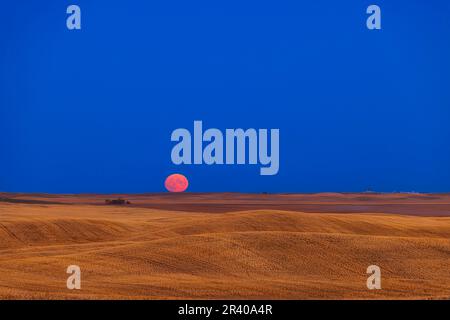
[105,198,131,205]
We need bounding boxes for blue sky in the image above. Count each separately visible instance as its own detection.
[1,1,449,193]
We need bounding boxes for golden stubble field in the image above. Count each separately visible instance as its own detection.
[0,192,449,299]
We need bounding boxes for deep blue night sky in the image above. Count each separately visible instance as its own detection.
[1,1,449,193]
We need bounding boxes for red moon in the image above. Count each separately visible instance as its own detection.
[164,174,189,192]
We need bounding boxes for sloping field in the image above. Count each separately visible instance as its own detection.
[0,193,449,299]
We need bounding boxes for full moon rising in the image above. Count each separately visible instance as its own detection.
[164,174,189,192]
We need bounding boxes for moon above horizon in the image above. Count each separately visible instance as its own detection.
[165,174,189,192]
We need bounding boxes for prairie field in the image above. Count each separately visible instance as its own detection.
[0,192,449,299]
